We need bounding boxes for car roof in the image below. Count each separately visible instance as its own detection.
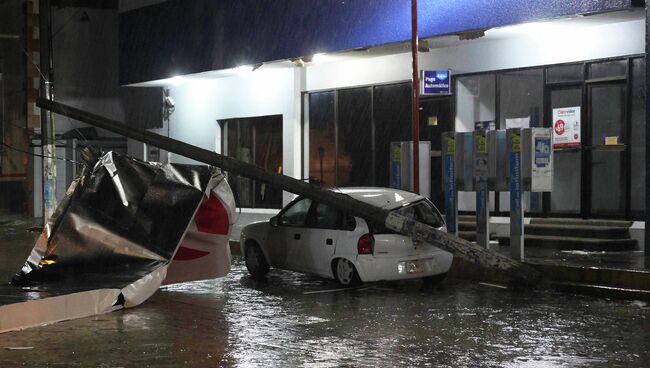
[332,187,424,210]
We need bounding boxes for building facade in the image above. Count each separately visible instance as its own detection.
[118,1,648,243]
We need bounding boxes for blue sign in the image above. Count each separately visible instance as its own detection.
[421,70,451,95]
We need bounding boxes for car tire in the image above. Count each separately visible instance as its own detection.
[245,242,270,280]
[334,258,361,287]
[422,272,447,286]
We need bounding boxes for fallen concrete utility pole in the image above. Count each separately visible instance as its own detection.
[36,97,541,284]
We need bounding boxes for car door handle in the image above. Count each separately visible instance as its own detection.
[326,238,333,245]
[294,233,301,240]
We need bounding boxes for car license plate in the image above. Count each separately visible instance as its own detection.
[398,260,424,274]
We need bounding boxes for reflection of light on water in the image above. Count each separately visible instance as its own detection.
[218,261,650,367]
[0,253,647,366]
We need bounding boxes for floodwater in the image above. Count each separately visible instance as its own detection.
[0,219,649,367]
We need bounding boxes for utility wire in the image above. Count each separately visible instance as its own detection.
[0,141,84,166]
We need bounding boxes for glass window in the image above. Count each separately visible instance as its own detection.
[455,74,496,212]
[279,198,312,226]
[312,203,340,229]
[337,88,373,186]
[590,83,625,215]
[308,92,336,186]
[588,60,627,80]
[499,69,543,129]
[222,115,283,209]
[373,83,411,187]
[549,88,582,214]
[630,57,645,216]
[546,64,584,84]
[368,199,443,234]
[395,200,444,228]
[455,74,495,132]
[498,68,544,213]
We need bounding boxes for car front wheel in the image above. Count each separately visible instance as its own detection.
[245,242,270,280]
[334,258,361,287]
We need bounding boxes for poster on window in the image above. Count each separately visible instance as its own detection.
[552,107,581,148]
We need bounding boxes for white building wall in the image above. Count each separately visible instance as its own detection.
[164,16,643,223]
[168,67,301,194]
[166,67,302,237]
[306,19,644,90]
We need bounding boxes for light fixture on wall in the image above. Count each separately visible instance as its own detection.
[162,88,175,119]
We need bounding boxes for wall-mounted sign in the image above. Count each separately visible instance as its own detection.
[421,70,451,95]
[552,107,581,148]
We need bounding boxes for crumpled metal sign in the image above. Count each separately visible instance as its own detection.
[1,151,235,332]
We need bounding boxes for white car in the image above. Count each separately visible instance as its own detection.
[240,187,453,286]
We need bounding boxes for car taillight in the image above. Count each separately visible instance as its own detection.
[357,233,374,255]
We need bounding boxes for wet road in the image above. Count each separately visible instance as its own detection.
[0,257,647,367]
[1,218,650,367]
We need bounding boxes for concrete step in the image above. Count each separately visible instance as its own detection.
[524,223,630,239]
[495,234,638,251]
[528,261,650,292]
[529,217,633,227]
[458,231,476,241]
[458,222,476,231]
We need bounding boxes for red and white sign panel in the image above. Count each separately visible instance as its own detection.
[552,107,581,148]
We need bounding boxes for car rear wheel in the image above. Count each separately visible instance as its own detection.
[245,243,269,280]
[335,258,361,287]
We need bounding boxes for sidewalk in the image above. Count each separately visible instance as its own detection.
[449,244,650,301]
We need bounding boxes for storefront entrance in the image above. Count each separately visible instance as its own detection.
[453,56,644,220]
[546,62,634,219]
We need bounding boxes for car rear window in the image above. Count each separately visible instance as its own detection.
[368,200,444,234]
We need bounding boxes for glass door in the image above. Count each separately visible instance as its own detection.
[587,82,627,217]
[548,87,583,215]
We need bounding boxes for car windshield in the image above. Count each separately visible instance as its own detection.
[368,200,444,234]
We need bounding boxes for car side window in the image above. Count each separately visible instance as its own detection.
[312,203,340,229]
[278,198,312,227]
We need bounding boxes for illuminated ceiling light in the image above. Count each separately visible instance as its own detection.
[311,53,326,64]
[168,75,184,86]
[234,65,252,74]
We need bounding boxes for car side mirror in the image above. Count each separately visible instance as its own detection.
[269,216,278,227]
